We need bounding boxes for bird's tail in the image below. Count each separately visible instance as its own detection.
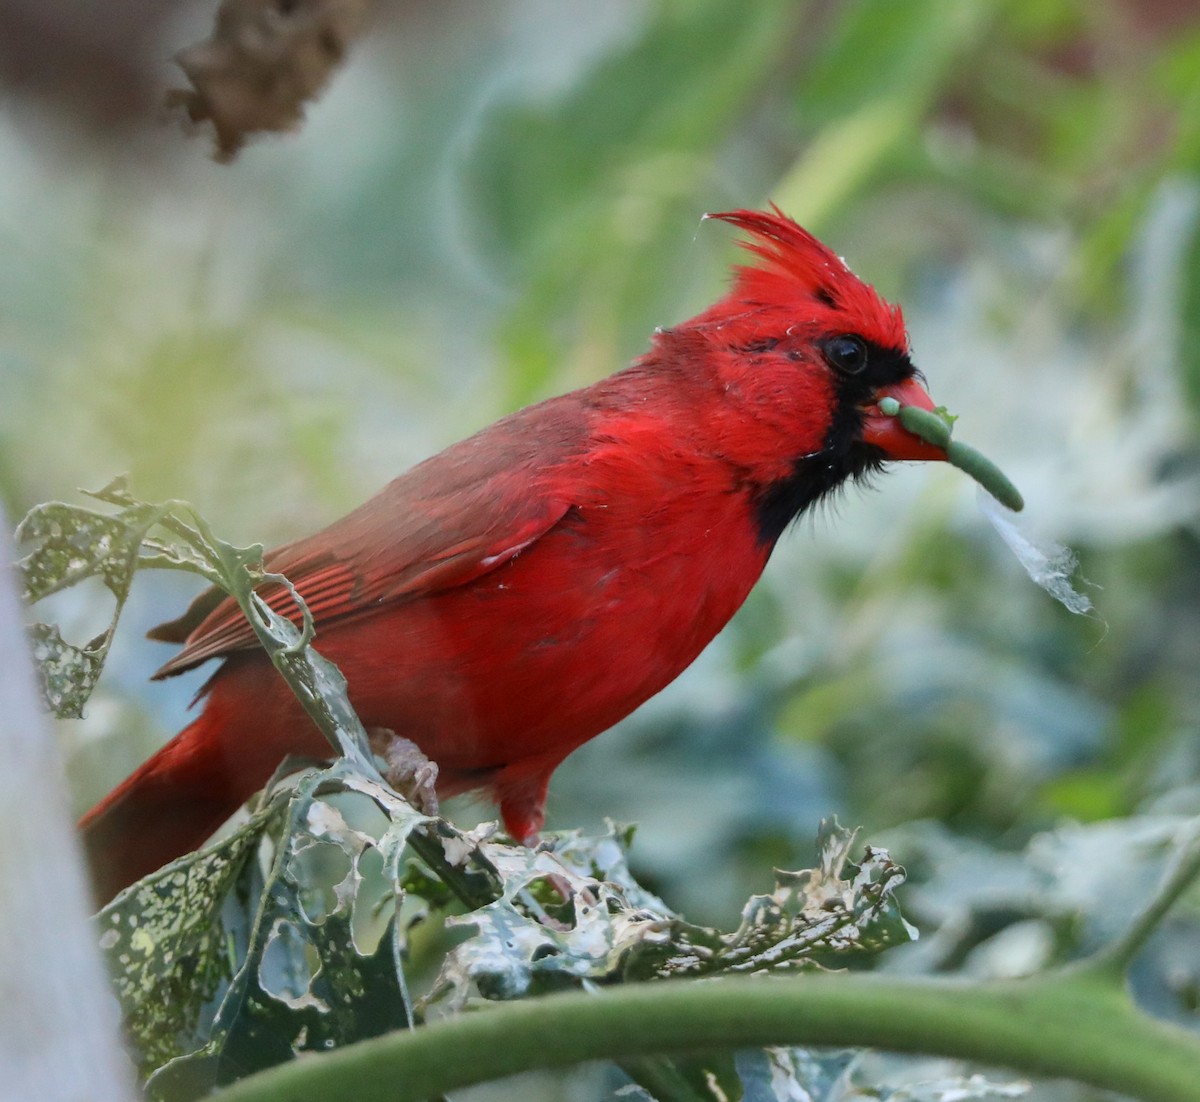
[78,703,257,907]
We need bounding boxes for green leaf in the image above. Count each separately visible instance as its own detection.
[98,798,283,1079]
[128,764,436,1099]
[15,479,379,765]
[16,485,178,716]
[733,1047,858,1102]
[431,819,914,1007]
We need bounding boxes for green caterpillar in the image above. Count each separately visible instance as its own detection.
[890,402,1025,512]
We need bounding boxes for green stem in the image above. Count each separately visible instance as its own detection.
[210,970,1200,1102]
[404,827,502,912]
[1087,820,1200,977]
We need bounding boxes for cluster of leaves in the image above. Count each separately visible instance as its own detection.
[19,485,926,1102]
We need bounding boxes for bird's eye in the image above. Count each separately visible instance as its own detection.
[823,335,868,375]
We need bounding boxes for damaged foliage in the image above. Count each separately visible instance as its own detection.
[431,818,913,1007]
[20,483,921,1102]
[16,479,213,717]
[138,766,431,1099]
[95,759,913,1101]
[17,476,375,766]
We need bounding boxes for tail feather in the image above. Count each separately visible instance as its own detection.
[79,655,334,907]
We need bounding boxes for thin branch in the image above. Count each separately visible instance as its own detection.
[1086,819,1200,978]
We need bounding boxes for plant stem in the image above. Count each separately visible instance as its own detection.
[404,827,502,912]
[1087,819,1200,978]
[209,969,1200,1102]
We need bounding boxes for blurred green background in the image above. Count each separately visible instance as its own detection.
[3,0,1200,1090]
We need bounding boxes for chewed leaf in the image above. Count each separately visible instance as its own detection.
[13,480,375,761]
[99,797,282,1081]
[17,500,158,602]
[978,490,1095,615]
[26,622,108,719]
[431,819,914,1007]
[129,764,432,1099]
[17,497,165,715]
[14,482,243,716]
[713,817,915,969]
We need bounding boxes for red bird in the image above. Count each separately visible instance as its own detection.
[80,209,946,903]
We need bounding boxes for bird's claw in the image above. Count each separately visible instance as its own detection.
[368,727,440,815]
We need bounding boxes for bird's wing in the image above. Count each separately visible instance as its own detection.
[148,414,581,679]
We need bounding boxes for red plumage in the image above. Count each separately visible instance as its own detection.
[80,208,945,903]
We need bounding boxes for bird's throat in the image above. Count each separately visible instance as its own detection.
[751,401,882,547]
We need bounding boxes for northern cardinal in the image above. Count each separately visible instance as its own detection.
[80,208,947,903]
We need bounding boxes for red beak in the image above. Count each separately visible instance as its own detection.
[862,377,948,462]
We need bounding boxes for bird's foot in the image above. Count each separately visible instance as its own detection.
[368,727,440,816]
